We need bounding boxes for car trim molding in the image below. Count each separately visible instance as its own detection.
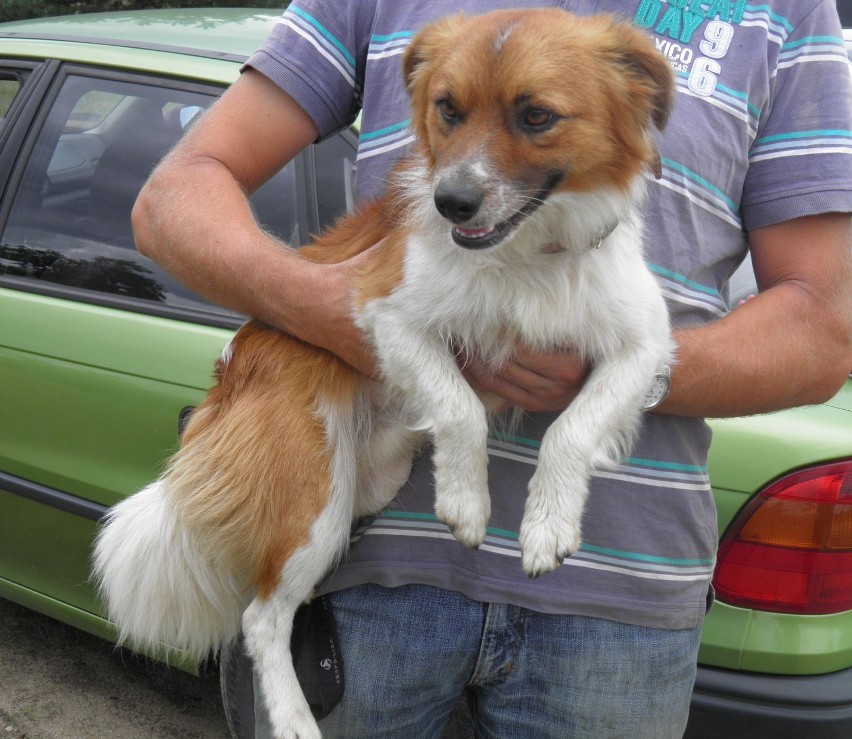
[0,276,244,331]
[0,32,249,64]
[0,470,107,522]
[689,664,852,735]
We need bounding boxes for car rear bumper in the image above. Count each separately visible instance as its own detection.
[685,664,852,738]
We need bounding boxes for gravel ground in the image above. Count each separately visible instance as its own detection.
[0,597,230,739]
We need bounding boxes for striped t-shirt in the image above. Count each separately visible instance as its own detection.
[246,0,852,629]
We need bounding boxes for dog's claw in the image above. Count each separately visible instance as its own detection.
[519,515,581,578]
[442,517,487,549]
[447,525,482,551]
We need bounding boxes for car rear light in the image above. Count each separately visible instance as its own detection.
[713,460,852,615]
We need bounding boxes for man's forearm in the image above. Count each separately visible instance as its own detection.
[132,153,375,375]
[661,280,851,418]
[134,154,302,323]
[131,68,376,374]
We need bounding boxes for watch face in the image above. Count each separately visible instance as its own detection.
[644,370,671,409]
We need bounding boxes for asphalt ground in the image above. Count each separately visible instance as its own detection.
[0,597,230,739]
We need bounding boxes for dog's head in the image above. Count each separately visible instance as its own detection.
[402,9,673,250]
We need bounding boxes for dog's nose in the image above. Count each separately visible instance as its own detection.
[434,182,484,224]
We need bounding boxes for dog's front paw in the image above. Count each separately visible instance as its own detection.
[271,709,322,739]
[435,484,490,548]
[519,514,581,578]
[433,444,490,548]
[519,470,585,577]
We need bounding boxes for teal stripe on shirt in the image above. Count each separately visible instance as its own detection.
[289,5,356,67]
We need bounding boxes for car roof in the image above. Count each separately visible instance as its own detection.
[0,8,278,82]
[0,8,278,58]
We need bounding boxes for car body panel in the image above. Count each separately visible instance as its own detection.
[0,37,240,83]
[1,287,230,393]
[0,566,114,640]
[708,393,851,500]
[0,284,228,653]
[0,11,280,85]
[738,608,852,674]
[0,287,231,507]
[699,601,852,675]
[0,9,278,70]
[0,8,278,52]
[0,492,103,615]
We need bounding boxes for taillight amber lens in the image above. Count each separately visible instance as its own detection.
[713,461,852,615]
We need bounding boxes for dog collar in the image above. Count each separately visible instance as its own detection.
[591,221,619,249]
[540,221,619,253]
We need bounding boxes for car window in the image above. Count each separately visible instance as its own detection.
[314,130,356,225]
[0,73,303,324]
[0,73,23,129]
[838,0,852,27]
[728,253,756,305]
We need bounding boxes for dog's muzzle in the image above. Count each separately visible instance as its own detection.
[434,172,564,250]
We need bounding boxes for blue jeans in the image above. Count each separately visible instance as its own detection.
[254,583,700,738]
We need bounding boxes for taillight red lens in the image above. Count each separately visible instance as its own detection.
[713,461,852,615]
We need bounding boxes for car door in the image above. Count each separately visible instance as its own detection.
[0,62,355,627]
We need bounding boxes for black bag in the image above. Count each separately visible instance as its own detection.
[291,595,345,720]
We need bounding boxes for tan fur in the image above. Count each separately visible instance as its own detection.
[352,232,408,307]
[172,323,361,597]
[298,189,409,305]
[159,176,414,599]
[299,198,395,265]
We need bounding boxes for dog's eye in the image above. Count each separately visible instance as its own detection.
[521,107,556,132]
[436,98,461,124]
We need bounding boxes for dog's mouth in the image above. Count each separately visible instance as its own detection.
[449,173,564,250]
[452,221,513,250]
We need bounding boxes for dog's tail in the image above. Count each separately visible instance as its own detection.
[92,477,249,658]
[93,321,363,660]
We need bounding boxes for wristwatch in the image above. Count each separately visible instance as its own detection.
[642,364,671,411]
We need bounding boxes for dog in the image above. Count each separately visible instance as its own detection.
[94,9,674,738]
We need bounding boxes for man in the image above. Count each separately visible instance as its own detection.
[133,1,852,736]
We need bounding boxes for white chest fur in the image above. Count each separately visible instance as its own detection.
[353,182,672,577]
[366,188,668,370]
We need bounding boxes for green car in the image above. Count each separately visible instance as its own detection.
[0,8,849,738]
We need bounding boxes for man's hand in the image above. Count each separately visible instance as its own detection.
[298,252,378,378]
[461,345,589,412]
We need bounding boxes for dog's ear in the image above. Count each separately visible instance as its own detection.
[402,13,468,94]
[614,27,675,131]
[606,23,674,179]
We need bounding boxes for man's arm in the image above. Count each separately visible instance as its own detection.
[466,213,852,417]
[663,212,851,417]
[132,69,376,375]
